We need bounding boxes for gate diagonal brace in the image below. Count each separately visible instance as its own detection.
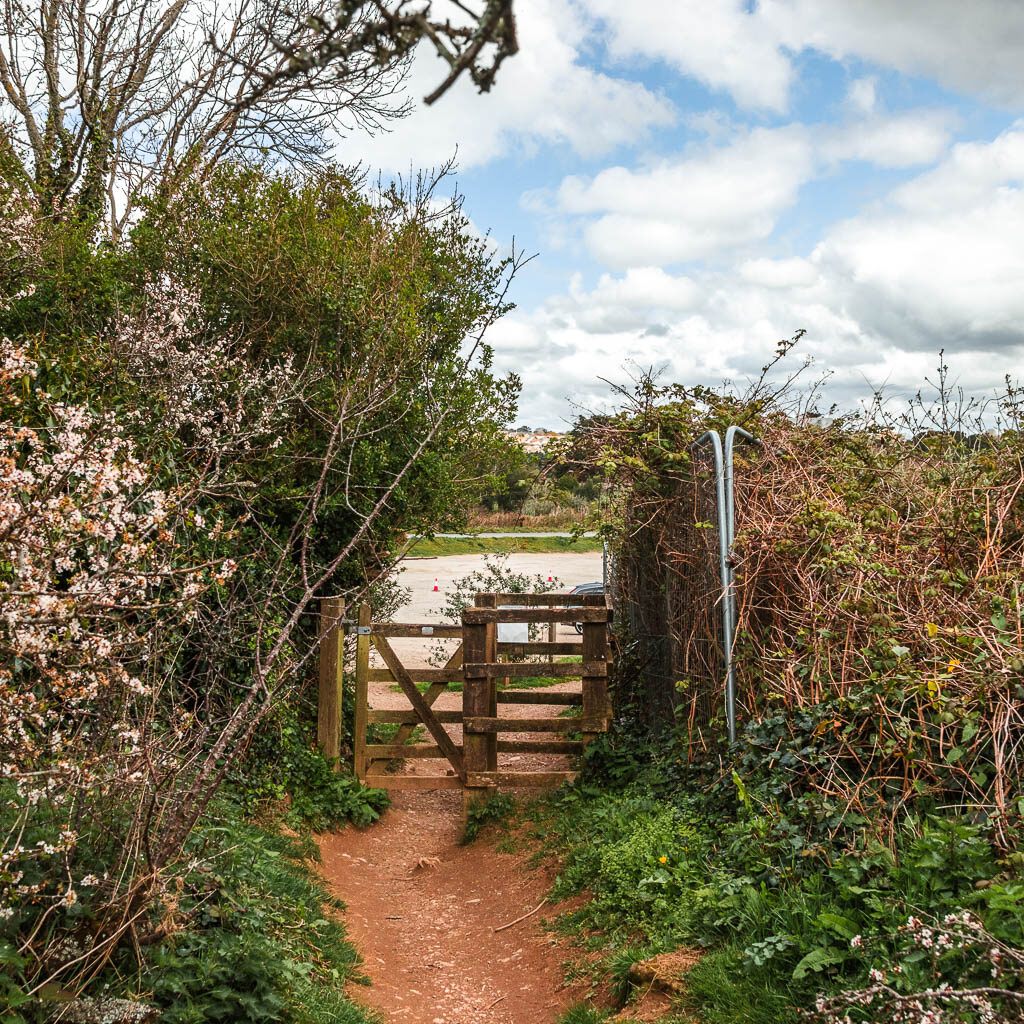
[372,634,467,781]
[367,643,462,772]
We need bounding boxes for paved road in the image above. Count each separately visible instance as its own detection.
[379,551,604,667]
[394,551,604,621]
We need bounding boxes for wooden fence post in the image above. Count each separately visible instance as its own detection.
[318,598,344,767]
[480,593,499,772]
[581,595,610,748]
[462,594,495,818]
[353,602,370,781]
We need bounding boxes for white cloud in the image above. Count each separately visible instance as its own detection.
[336,0,674,172]
[846,77,878,116]
[552,267,703,333]
[762,0,1024,111]
[581,2,1024,115]
[545,111,955,268]
[583,0,793,112]
[555,126,815,267]
[814,125,1024,347]
[501,125,1024,424]
[820,109,956,169]
[740,257,818,289]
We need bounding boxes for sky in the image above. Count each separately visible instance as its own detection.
[338,0,1024,429]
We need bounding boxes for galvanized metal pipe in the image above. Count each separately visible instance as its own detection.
[722,426,758,743]
[691,430,735,741]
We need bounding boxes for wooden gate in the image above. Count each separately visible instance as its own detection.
[345,592,613,801]
[460,592,611,808]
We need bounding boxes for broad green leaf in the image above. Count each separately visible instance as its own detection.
[792,946,845,980]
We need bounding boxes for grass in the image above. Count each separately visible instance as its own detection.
[557,1007,612,1024]
[524,737,1024,1024]
[404,534,603,557]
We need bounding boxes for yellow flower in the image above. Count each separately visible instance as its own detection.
[658,856,668,864]
[948,659,961,672]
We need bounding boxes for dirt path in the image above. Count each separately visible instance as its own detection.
[318,788,578,1024]
[319,570,603,1023]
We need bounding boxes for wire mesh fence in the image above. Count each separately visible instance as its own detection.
[609,454,725,744]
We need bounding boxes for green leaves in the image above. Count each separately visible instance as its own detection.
[816,912,858,940]
[792,946,845,980]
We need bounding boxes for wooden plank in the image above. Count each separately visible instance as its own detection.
[464,661,605,679]
[498,739,583,755]
[462,600,492,815]
[365,743,460,759]
[369,642,463,769]
[497,691,582,705]
[353,602,370,781]
[366,668,462,683]
[463,716,584,733]
[364,774,466,791]
[369,622,463,638]
[496,641,583,656]
[466,770,578,788]
[486,593,595,607]
[463,607,609,625]
[317,598,344,765]
[367,709,463,724]
[372,635,467,780]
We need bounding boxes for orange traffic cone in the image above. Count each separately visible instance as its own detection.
[433,577,439,592]
[547,571,553,582]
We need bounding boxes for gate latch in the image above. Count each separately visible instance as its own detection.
[357,625,371,635]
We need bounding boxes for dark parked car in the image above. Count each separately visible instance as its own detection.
[569,581,604,634]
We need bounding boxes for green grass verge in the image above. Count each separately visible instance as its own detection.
[139,817,379,1024]
[405,535,603,557]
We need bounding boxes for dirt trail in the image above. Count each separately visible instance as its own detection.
[320,568,602,1023]
[318,787,578,1024]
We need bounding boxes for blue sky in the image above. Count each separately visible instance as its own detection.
[339,1,1024,428]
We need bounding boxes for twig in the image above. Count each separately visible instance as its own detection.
[493,897,547,932]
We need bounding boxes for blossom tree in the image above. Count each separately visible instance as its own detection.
[0,162,524,996]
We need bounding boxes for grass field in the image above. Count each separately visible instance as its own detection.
[405,535,603,556]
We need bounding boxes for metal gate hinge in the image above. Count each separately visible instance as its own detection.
[357,626,371,635]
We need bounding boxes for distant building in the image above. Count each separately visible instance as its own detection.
[507,429,564,454]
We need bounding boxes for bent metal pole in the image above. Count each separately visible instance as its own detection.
[693,426,758,744]
[723,426,759,742]
[691,430,734,742]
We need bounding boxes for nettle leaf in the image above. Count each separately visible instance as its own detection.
[792,946,845,980]
[817,912,858,940]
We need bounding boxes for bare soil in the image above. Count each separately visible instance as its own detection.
[318,789,580,1024]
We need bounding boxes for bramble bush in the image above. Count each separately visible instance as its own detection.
[546,354,1024,1022]
[580,372,1024,844]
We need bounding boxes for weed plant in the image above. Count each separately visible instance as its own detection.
[532,729,1024,1024]
[462,793,516,844]
[2,804,382,1023]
